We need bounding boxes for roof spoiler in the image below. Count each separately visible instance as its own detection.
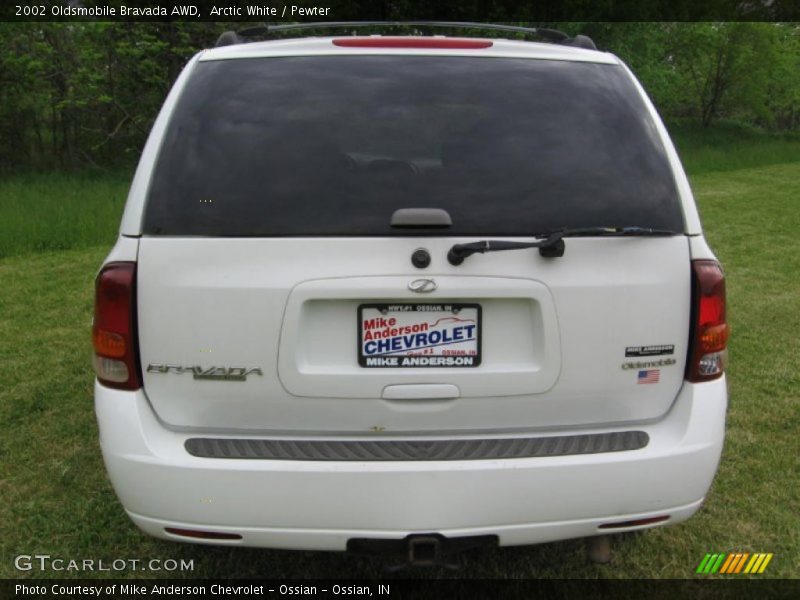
[215,21,597,51]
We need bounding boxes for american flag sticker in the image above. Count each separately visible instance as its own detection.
[637,369,660,384]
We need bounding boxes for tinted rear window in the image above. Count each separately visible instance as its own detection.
[143,56,683,236]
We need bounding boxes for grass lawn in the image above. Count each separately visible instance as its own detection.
[1,133,799,579]
[0,172,129,259]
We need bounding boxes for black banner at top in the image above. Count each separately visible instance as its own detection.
[3,0,800,22]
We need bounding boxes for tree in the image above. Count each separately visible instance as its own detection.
[668,22,783,128]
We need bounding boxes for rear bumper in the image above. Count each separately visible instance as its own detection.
[95,377,726,550]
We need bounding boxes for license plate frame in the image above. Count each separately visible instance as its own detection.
[358,303,482,368]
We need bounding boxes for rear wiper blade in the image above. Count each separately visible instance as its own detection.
[447,226,680,265]
[553,226,679,237]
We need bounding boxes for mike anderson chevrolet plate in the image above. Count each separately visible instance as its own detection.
[358,303,481,368]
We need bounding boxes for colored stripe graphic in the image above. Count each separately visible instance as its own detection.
[711,554,726,573]
[758,554,773,573]
[719,553,735,574]
[744,554,760,574]
[734,553,750,574]
[723,553,741,574]
[699,552,773,575]
[696,554,713,573]
[720,552,742,575]
[722,553,748,574]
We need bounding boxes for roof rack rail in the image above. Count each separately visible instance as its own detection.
[214,21,597,51]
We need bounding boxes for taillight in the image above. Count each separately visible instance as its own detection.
[92,262,141,390]
[686,260,729,382]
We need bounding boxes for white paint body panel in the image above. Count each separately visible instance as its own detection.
[201,37,620,64]
[136,236,691,433]
[95,376,726,549]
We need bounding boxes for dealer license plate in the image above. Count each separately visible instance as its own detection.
[358,303,481,368]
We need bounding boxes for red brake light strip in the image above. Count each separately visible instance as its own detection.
[333,37,493,49]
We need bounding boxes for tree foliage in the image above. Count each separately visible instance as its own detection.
[0,22,798,172]
[0,22,219,170]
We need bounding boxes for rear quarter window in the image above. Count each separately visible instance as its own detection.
[143,56,683,236]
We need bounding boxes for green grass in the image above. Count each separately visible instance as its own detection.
[669,120,800,176]
[1,130,799,580]
[0,172,129,259]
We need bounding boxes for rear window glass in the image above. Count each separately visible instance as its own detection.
[143,56,683,236]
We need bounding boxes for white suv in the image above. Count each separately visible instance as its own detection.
[93,23,728,560]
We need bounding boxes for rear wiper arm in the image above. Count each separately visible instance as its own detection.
[447,226,679,265]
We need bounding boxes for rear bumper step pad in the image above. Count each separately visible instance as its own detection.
[184,430,648,461]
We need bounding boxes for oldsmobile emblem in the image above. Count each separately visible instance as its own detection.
[408,278,437,293]
[621,358,676,370]
[147,364,263,381]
